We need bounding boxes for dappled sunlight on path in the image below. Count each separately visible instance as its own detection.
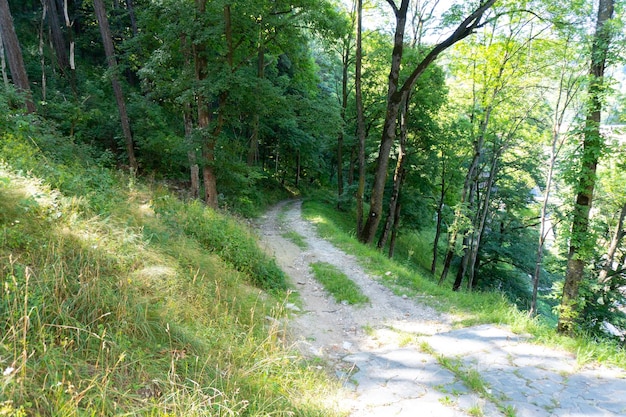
[258,200,626,417]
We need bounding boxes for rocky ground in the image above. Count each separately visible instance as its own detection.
[257,200,626,417]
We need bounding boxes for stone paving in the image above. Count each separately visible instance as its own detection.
[342,324,626,416]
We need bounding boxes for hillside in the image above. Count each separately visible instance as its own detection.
[0,128,341,416]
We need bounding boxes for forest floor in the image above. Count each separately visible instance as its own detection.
[257,200,626,417]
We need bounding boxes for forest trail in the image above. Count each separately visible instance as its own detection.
[257,200,626,417]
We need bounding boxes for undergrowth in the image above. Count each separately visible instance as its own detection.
[0,120,343,415]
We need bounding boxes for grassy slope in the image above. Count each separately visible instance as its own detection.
[0,130,341,415]
[301,198,626,370]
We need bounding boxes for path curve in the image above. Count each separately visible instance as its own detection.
[257,200,626,417]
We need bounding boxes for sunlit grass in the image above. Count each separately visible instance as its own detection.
[0,158,343,416]
[310,261,369,306]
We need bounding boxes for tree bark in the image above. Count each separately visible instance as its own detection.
[184,103,200,199]
[248,22,264,166]
[378,94,409,251]
[0,30,9,88]
[0,0,36,113]
[360,0,495,244]
[359,0,409,244]
[466,146,501,289]
[125,0,138,37]
[44,0,69,71]
[388,193,404,258]
[93,0,138,172]
[337,34,350,202]
[355,0,366,236]
[557,0,614,335]
[598,201,626,283]
[431,149,446,274]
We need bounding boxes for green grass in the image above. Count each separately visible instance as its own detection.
[301,197,626,370]
[467,404,485,416]
[282,230,308,249]
[0,131,344,416]
[310,262,369,305]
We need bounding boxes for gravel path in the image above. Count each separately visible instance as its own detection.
[257,200,626,417]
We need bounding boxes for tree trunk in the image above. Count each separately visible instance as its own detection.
[38,3,46,101]
[183,103,200,199]
[441,117,488,285]
[467,147,501,289]
[360,0,496,244]
[557,0,614,335]
[337,34,350,202]
[93,0,138,172]
[378,94,409,250]
[0,30,9,88]
[180,34,200,199]
[452,234,471,291]
[598,201,626,283]
[388,195,403,258]
[295,150,301,187]
[0,0,36,113]
[61,0,75,72]
[44,0,69,71]
[248,25,264,166]
[359,0,409,244]
[355,0,366,236]
[125,0,138,37]
[431,150,446,274]
[530,59,572,315]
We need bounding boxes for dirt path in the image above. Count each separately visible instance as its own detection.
[257,200,626,417]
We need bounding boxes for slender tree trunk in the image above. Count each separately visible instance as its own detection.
[360,0,495,244]
[193,0,216,207]
[360,0,409,244]
[531,145,557,315]
[441,115,489,285]
[44,0,69,71]
[38,3,46,101]
[0,30,9,88]
[337,37,350,202]
[453,235,471,290]
[295,150,301,187]
[388,191,404,258]
[378,95,409,250]
[431,150,446,274]
[598,202,626,283]
[530,64,573,314]
[125,0,138,37]
[0,0,36,113]
[180,34,200,199]
[62,0,75,71]
[93,0,138,172]
[184,104,200,199]
[467,147,500,289]
[248,23,264,166]
[355,0,366,236]
[558,0,614,335]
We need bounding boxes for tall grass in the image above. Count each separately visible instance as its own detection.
[0,130,342,415]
